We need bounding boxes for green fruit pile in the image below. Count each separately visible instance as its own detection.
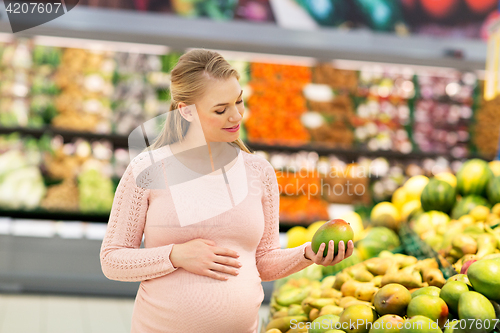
[375,158,500,274]
[266,252,500,333]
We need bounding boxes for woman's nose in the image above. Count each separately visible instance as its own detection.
[229,106,243,122]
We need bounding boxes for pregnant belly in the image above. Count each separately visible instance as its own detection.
[131,269,264,333]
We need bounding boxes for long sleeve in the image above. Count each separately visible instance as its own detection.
[100,161,178,282]
[255,160,313,282]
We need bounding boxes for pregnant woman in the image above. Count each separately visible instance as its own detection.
[100,48,354,333]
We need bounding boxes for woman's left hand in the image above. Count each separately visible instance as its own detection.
[303,240,355,266]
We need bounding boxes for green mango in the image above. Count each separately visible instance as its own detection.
[467,258,500,302]
[276,287,311,307]
[458,291,496,333]
[310,314,340,333]
[440,281,471,314]
[265,315,308,332]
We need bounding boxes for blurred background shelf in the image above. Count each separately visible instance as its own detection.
[0,126,488,161]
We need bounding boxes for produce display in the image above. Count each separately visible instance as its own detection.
[245,62,311,145]
[413,71,477,158]
[266,249,500,333]
[0,36,495,162]
[473,93,500,159]
[0,142,46,210]
[0,39,32,127]
[0,133,116,214]
[263,155,500,331]
[52,48,115,133]
[352,65,414,153]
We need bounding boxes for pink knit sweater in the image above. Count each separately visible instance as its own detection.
[100,145,313,333]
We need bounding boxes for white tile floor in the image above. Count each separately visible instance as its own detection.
[0,293,270,333]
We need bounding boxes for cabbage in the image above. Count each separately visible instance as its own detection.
[0,150,27,181]
[0,165,46,209]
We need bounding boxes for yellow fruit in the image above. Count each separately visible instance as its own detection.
[392,187,409,211]
[435,172,457,188]
[287,226,308,248]
[306,221,327,242]
[489,161,500,177]
[403,175,429,201]
[492,203,500,216]
[458,214,475,227]
[339,211,364,242]
[470,205,490,222]
[370,202,401,230]
[401,200,422,222]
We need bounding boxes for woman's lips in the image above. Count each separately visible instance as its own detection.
[223,124,240,132]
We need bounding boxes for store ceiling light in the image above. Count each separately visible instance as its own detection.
[32,35,169,55]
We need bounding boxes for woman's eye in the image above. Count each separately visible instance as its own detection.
[236,99,243,104]
[215,109,226,115]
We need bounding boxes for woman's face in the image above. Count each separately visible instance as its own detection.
[190,76,244,143]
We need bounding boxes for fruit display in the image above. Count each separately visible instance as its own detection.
[111,52,174,135]
[305,65,356,148]
[0,39,32,128]
[78,168,114,214]
[370,158,500,278]
[40,177,79,212]
[0,35,495,160]
[279,196,330,224]
[266,249,500,333]
[266,252,451,332]
[352,65,414,153]
[0,133,117,215]
[52,47,115,133]
[30,45,61,128]
[245,62,311,145]
[285,217,400,281]
[473,93,500,159]
[413,71,477,158]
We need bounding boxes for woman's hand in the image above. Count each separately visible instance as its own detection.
[169,239,241,281]
[303,240,354,266]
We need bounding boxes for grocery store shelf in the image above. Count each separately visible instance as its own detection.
[1,126,490,161]
[0,3,487,70]
[246,141,489,161]
[0,126,129,147]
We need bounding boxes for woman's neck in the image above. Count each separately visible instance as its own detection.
[171,131,230,172]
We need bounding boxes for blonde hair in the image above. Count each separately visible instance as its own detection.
[148,49,252,154]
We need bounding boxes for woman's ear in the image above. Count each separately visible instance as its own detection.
[178,102,194,122]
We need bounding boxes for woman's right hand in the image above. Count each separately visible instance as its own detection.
[169,239,241,281]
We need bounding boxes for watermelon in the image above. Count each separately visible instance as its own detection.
[487,176,500,205]
[451,195,491,220]
[420,178,456,214]
[456,159,494,197]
